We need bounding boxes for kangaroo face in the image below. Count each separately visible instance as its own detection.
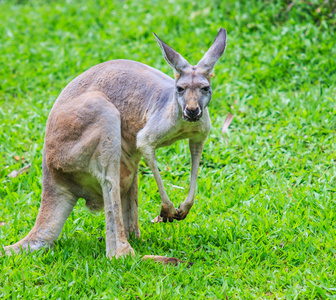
[175,69,212,122]
[154,28,226,122]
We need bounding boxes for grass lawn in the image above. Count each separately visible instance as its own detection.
[1,0,336,298]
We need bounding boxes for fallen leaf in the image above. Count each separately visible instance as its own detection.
[8,170,19,178]
[170,184,184,190]
[222,113,233,134]
[151,215,163,223]
[273,241,285,251]
[8,163,31,178]
[286,2,294,13]
[168,183,184,190]
[13,155,20,161]
[192,246,202,254]
[142,255,193,267]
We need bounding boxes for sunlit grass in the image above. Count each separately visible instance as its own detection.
[0,0,336,298]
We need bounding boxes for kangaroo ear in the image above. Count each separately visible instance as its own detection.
[153,33,190,76]
[197,28,227,75]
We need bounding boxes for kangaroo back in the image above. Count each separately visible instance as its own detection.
[54,60,174,138]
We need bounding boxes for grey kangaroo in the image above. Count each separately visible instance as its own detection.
[3,28,227,261]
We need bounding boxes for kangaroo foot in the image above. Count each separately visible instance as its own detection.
[112,241,135,259]
[3,238,49,256]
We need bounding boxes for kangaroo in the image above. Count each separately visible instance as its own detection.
[2,28,227,261]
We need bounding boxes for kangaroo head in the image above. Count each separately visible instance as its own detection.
[154,28,227,122]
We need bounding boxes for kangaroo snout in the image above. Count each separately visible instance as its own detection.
[184,106,202,122]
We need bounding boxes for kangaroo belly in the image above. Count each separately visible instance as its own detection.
[68,160,137,212]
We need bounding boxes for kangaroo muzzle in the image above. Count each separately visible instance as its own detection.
[183,106,202,122]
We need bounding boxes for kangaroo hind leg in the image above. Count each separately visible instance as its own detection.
[121,167,140,239]
[3,165,77,255]
[89,99,134,259]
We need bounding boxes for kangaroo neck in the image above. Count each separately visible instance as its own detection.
[144,85,181,123]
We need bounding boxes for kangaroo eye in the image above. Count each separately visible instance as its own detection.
[201,86,211,92]
[176,86,185,93]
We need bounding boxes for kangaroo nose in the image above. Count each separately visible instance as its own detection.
[185,107,200,118]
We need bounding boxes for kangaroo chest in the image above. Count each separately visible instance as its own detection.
[156,120,207,149]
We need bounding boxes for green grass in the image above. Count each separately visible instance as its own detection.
[1,0,336,298]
